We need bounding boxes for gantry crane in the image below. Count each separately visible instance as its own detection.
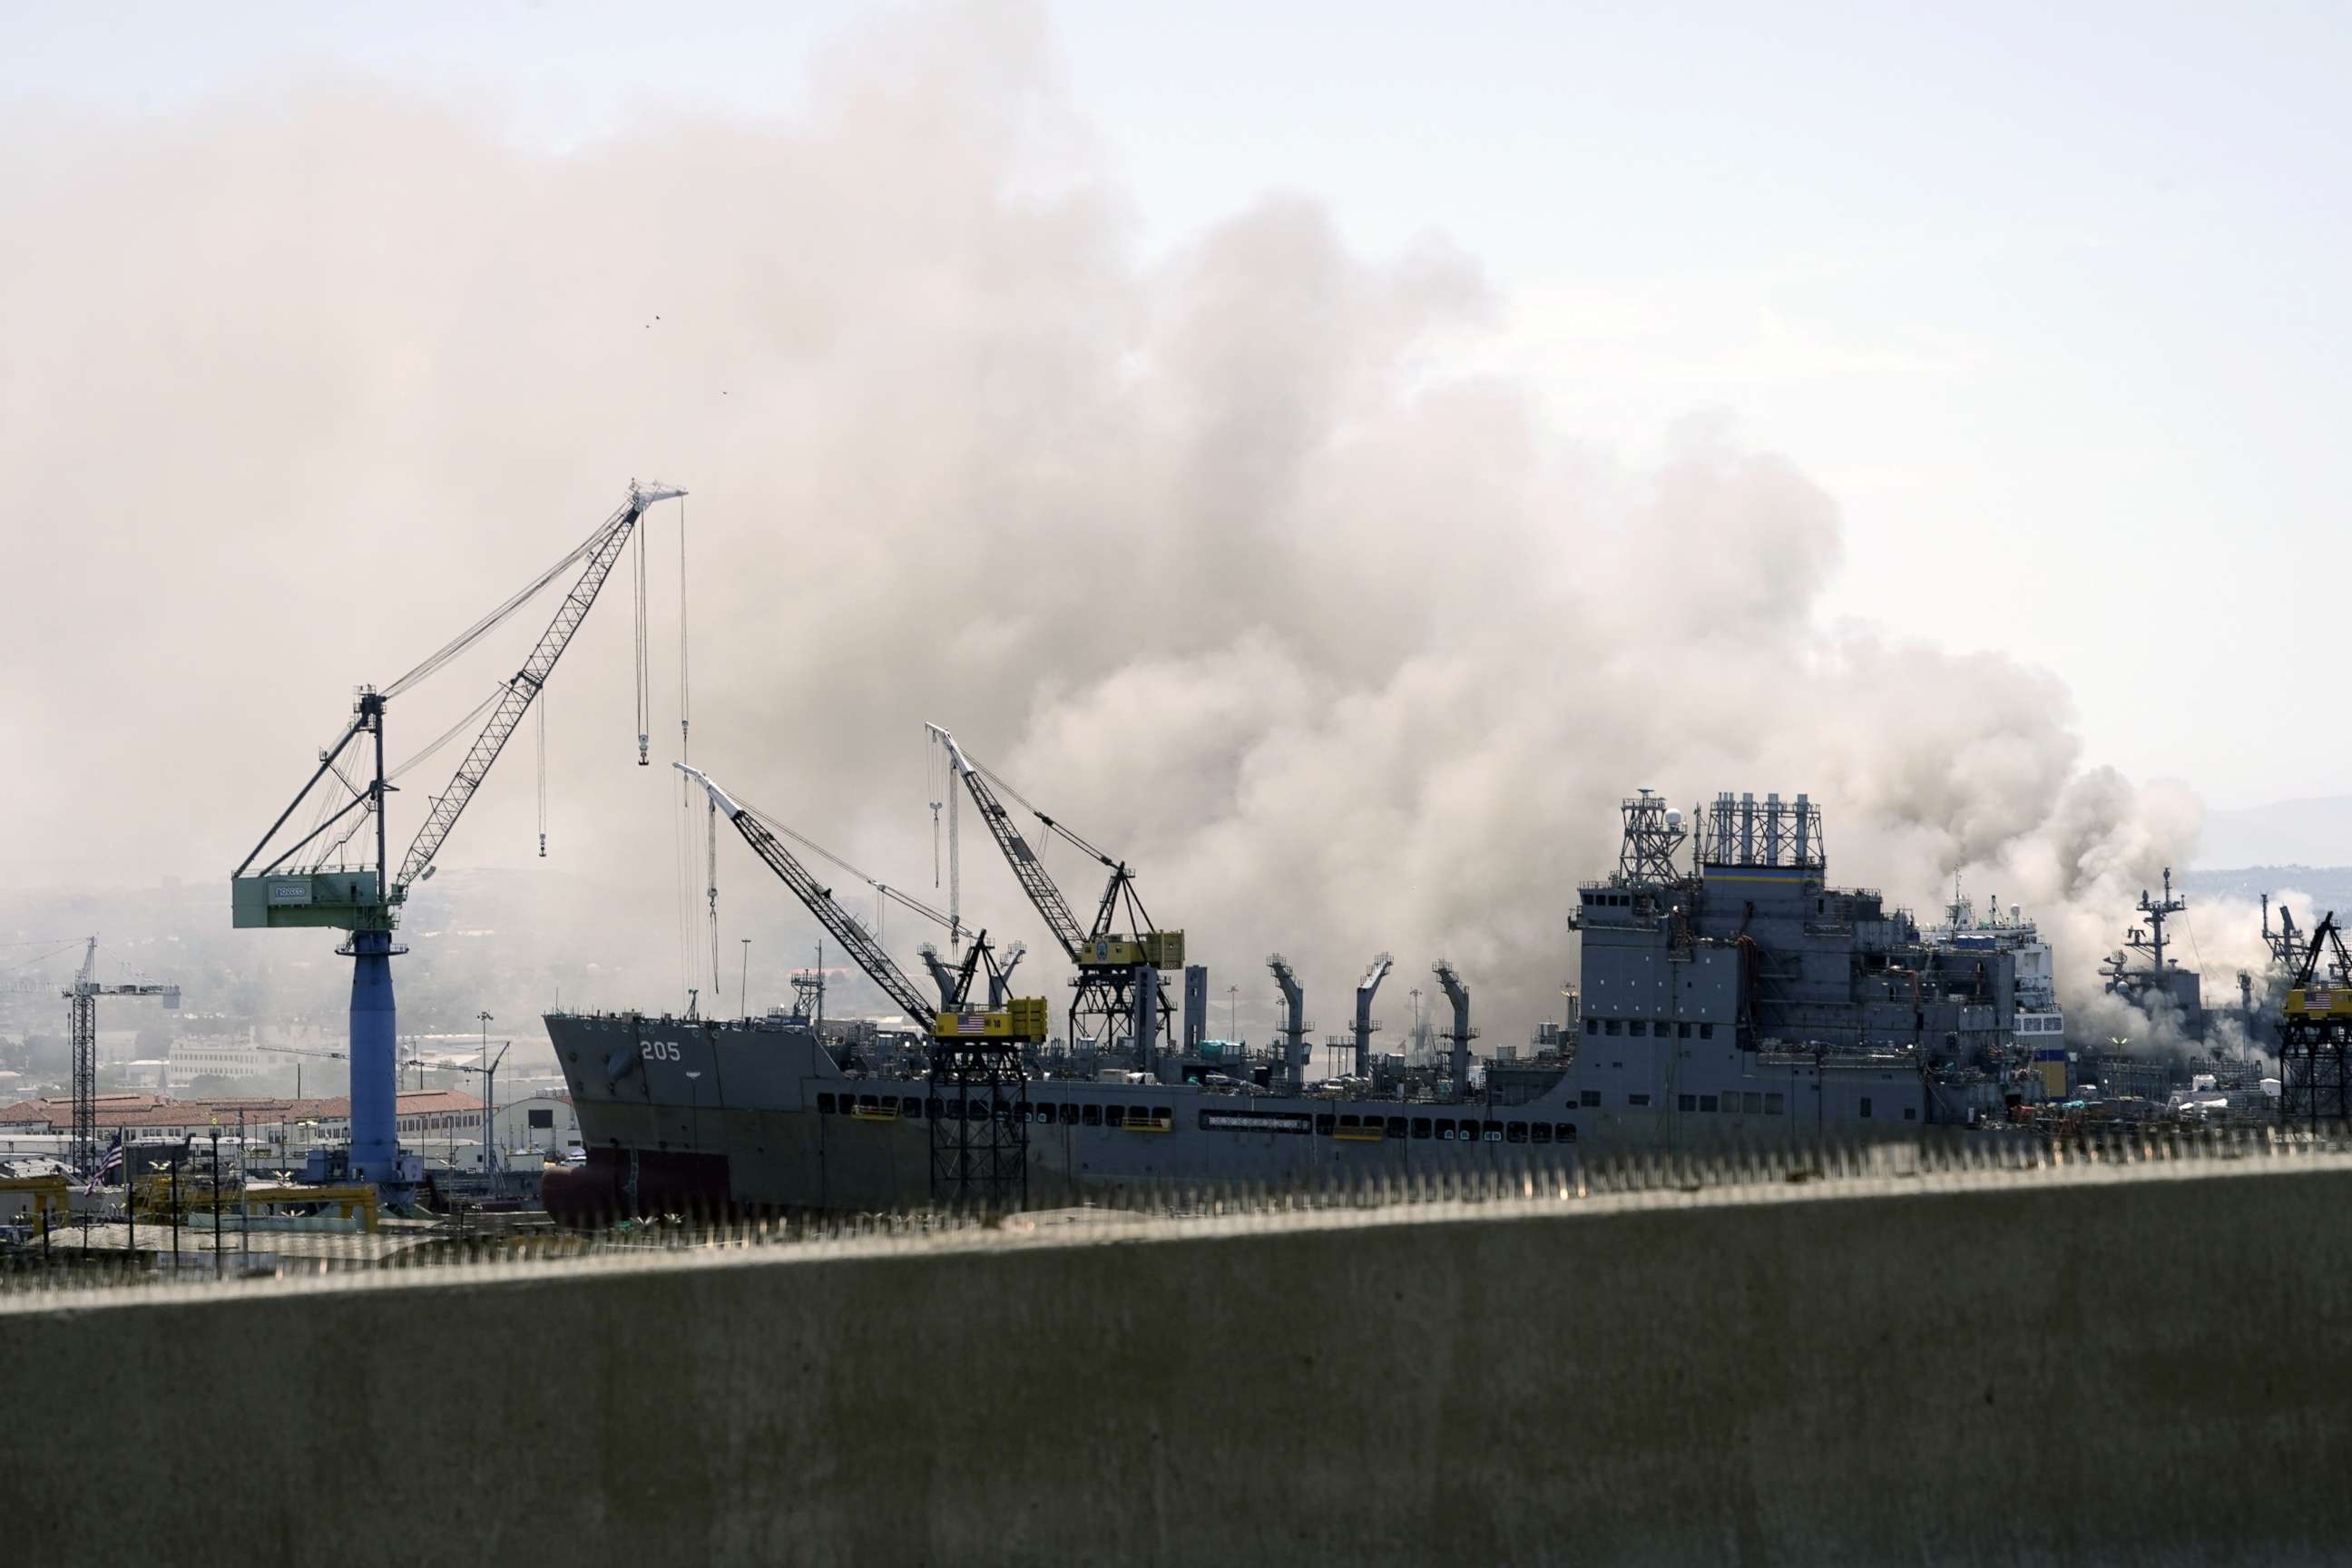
[230,480,685,1198]
[2279,911,2352,1128]
[925,724,1181,1069]
[62,939,180,1176]
[675,762,1040,1204]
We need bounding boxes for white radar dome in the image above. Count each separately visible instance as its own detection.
[1665,808,1684,828]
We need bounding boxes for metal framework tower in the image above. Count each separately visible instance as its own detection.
[790,944,827,1027]
[62,939,180,1177]
[927,939,1036,1208]
[1695,790,1821,871]
[1616,789,1689,885]
[2280,913,2352,1129]
[2123,869,2186,982]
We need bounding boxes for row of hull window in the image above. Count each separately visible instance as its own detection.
[808,1093,1580,1144]
[1318,1113,1576,1144]
[1588,1019,1716,1040]
[813,1093,1173,1130]
[1677,1091,1785,1114]
[1658,1090,1916,1121]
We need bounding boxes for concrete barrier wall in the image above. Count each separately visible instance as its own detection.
[8,1159,2352,1566]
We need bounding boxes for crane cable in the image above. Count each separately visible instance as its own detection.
[270,501,628,871]
[731,794,966,941]
[536,688,548,858]
[2,940,83,974]
[632,518,651,765]
[677,766,691,1011]
[303,685,504,867]
[383,509,622,701]
[678,497,690,763]
[706,798,722,1008]
[964,747,1121,868]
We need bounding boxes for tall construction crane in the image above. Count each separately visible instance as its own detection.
[925,723,1180,1068]
[676,762,1041,1204]
[62,939,180,1177]
[230,480,685,1199]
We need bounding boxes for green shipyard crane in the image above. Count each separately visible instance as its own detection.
[230,480,685,1200]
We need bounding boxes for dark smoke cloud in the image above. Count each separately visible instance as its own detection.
[0,5,2227,1046]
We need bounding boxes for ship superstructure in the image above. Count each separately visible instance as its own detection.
[1923,884,2064,1095]
[542,788,2033,1218]
[2099,867,2206,1039]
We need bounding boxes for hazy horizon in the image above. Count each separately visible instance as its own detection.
[8,2,2347,1048]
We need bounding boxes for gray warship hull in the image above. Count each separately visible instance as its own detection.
[543,788,2024,1219]
[541,1006,1935,1219]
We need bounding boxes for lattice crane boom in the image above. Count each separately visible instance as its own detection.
[676,764,936,1024]
[394,482,682,895]
[924,723,1091,960]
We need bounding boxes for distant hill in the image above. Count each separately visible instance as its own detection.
[2180,866,2352,916]
[2197,798,2352,870]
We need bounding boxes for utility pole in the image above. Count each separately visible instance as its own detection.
[740,937,750,1018]
[210,1125,222,1279]
[478,1009,495,1197]
[238,1106,250,1267]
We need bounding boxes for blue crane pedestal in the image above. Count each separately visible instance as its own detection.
[233,484,686,1210]
[343,929,419,1202]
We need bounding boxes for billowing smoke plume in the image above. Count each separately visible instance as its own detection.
[0,6,2238,1048]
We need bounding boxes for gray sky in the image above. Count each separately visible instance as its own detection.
[11,1,2346,811]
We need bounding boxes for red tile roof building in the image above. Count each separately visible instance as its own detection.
[0,1089,482,1141]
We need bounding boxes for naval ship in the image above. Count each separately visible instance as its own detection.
[542,790,2034,1219]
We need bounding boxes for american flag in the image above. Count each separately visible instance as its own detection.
[953,1013,989,1036]
[84,1132,123,1194]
